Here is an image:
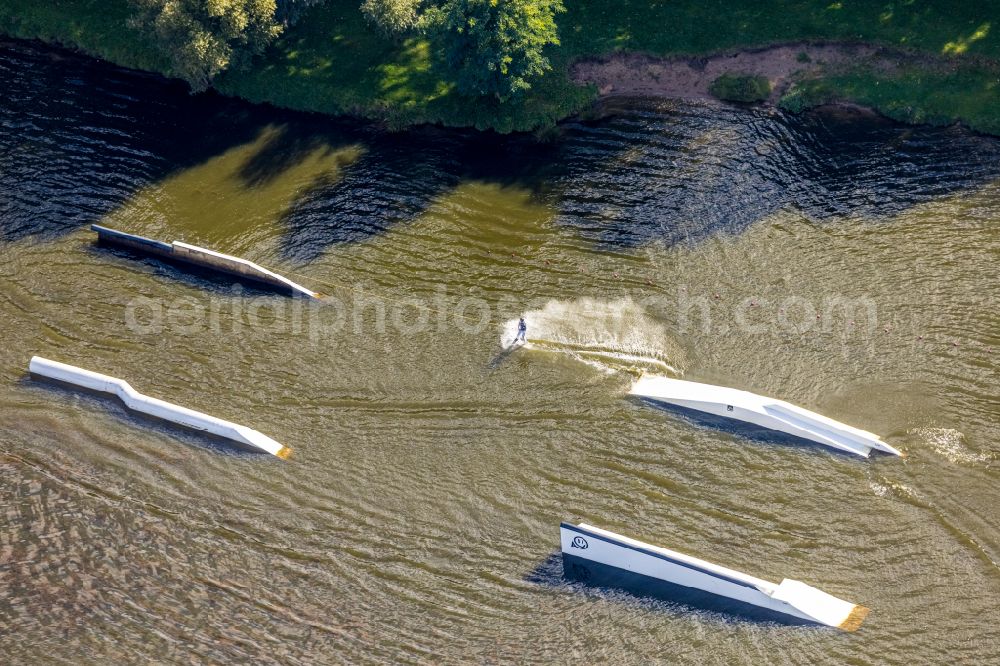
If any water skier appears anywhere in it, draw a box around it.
[515,317,527,343]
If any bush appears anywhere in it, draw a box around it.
[708,73,771,103]
[778,79,837,113]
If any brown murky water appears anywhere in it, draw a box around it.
[1,42,999,664]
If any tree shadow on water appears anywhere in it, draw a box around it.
[272,98,1000,260]
[5,40,999,260]
[271,124,569,262]
[235,122,362,189]
[0,40,572,263]
[547,99,1000,249]
[0,42,310,244]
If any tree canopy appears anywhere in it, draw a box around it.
[129,0,284,89]
[125,0,564,102]
[439,0,563,102]
[360,0,424,37]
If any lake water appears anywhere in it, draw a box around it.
[1,41,998,664]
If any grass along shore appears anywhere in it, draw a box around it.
[0,1,999,134]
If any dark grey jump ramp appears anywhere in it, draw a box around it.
[92,224,320,298]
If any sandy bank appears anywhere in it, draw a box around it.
[570,43,898,104]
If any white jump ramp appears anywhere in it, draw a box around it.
[29,356,290,459]
[630,375,902,458]
[561,522,869,631]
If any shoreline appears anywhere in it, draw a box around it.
[0,34,994,138]
[569,42,1000,137]
[2,1,998,135]
[571,42,914,105]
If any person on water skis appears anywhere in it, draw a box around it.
[515,317,527,344]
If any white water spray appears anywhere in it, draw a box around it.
[501,297,684,376]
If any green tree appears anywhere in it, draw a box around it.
[129,0,284,90]
[360,0,425,37]
[439,0,563,102]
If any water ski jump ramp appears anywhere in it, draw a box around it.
[561,522,869,631]
[29,356,290,458]
[631,375,902,458]
[92,224,320,298]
